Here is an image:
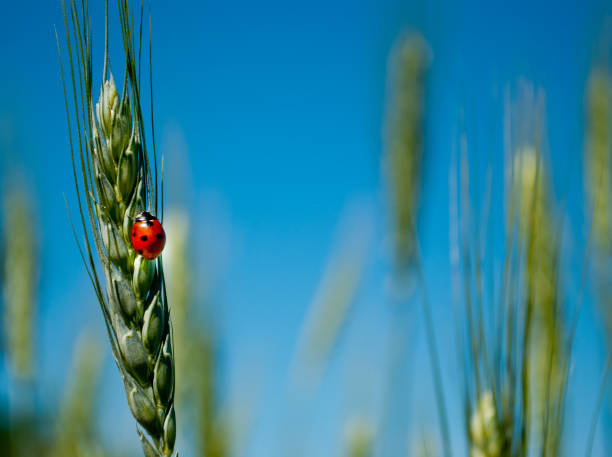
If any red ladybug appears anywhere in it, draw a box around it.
[130,211,166,260]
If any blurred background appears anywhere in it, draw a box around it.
[1,1,612,456]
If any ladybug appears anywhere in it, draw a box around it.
[130,211,166,260]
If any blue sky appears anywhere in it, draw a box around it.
[1,0,612,456]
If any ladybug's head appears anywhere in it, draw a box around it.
[134,211,157,222]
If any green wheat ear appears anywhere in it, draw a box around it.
[58,1,176,455]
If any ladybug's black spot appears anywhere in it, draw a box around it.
[156,233,163,239]
[138,250,143,255]
[140,235,148,241]
[146,221,154,227]
[132,232,136,237]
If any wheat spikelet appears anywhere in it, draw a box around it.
[343,418,373,457]
[58,1,176,455]
[469,391,506,457]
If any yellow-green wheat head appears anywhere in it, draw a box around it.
[59,1,176,455]
[508,87,566,456]
[384,32,429,273]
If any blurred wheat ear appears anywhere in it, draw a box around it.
[164,211,229,457]
[51,332,104,457]
[512,144,566,457]
[382,32,452,457]
[384,32,429,276]
[584,64,612,456]
[1,179,38,382]
[57,1,176,455]
[453,83,571,457]
[1,178,39,457]
[585,67,612,254]
[584,67,612,335]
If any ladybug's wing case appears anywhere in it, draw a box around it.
[131,221,151,249]
[130,219,166,260]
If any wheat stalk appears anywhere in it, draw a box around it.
[58,1,176,455]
